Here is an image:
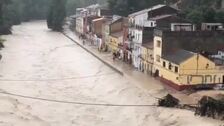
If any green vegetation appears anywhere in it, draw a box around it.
[0,0,106,34]
[0,38,5,49]
[108,0,224,23]
[0,0,223,34]
[181,0,224,24]
[47,0,66,31]
[0,0,12,35]
[108,0,164,16]
[0,0,51,35]
[195,96,224,120]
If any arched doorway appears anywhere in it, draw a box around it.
[154,69,159,77]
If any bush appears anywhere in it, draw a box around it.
[195,96,224,120]
[158,94,180,107]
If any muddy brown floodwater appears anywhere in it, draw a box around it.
[0,21,223,126]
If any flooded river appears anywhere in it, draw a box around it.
[0,21,222,126]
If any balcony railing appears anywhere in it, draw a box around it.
[128,24,144,30]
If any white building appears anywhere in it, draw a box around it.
[171,23,195,31]
[201,23,224,31]
[212,50,224,60]
[128,4,178,69]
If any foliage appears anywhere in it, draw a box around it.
[158,94,179,107]
[180,0,224,23]
[108,0,224,23]
[47,0,66,31]
[108,0,164,16]
[195,96,224,120]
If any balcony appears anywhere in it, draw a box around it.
[128,24,144,30]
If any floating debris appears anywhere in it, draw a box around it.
[195,96,224,120]
[158,94,179,107]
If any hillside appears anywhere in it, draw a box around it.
[175,0,224,10]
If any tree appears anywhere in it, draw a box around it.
[0,0,12,35]
[108,0,164,16]
[202,8,216,22]
[0,0,11,24]
[47,0,66,31]
[215,11,224,23]
[186,9,203,25]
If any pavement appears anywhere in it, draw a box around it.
[63,30,188,98]
[62,29,204,105]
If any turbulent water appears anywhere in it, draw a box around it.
[0,21,222,126]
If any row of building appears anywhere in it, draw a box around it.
[72,4,224,90]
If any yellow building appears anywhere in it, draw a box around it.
[140,42,154,75]
[108,31,123,52]
[153,36,224,90]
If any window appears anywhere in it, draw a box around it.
[175,66,179,73]
[157,40,161,48]
[168,63,172,70]
[206,63,209,69]
[156,55,161,62]
[163,61,166,68]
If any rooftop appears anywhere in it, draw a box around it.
[86,4,100,9]
[163,49,195,65]
[202,23,223,25]
[129,4,166,17]
[110,31,123,38]
[142,42,153,49]
[92,17,105,22]
[149,14,173,21]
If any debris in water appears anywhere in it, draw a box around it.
[195,96,224,120]
[158,94,179,107]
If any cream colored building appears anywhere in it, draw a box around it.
[153,34,224,90]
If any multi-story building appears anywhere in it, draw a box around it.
[140,42,154,75]
[75,4,101,34]
[104,17,127,52]
[109,31,123,52]
[128,5,179,69]
[153,29,224,90]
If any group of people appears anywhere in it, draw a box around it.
[112,50,123,61]
[112,49,132,65]
[79,34,87,45]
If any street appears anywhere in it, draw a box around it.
[0,21,222,126]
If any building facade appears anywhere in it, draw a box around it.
[128,5,178,70]
[108,31,123,52]
[140,43,154,74]
[153,29,224,90]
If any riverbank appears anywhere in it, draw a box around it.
[63,26,224,120]
[0,21,223,126]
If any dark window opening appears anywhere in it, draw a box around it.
[223,76,224,84]
[169,63,172,70]
[163,61,166,68]
[175,66,179,73]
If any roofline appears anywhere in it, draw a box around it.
[128,4,166,17]
[162,51,196,65]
